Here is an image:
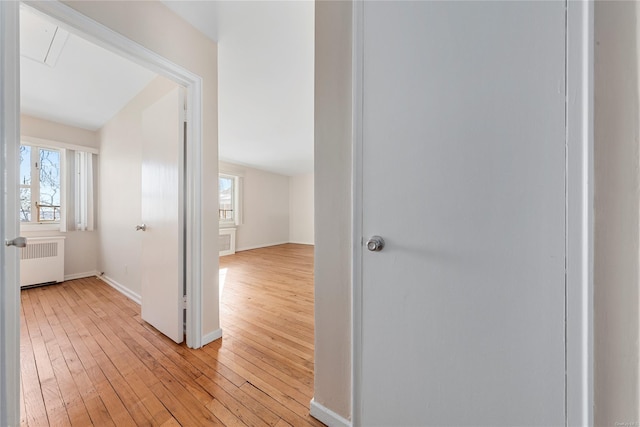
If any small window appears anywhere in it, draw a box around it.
[219,174,235,224]
[20,144,61,223]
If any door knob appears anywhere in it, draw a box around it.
[366,236,385,252]
[5,237,26,248]
[135,224,147,231]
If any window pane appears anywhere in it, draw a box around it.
[219,176,234,220]
[19,145,31,185]
[20,188,31,222]
[39,148,61,222]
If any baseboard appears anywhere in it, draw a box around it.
[236,241,290,252]
[64,271,98,281]
[202,328,222,346]
[98,275,141,305]
[98,277,222,347]
[288,241,314,246]
[310,399,351,427]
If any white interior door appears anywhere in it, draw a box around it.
[141,86,184,344]
[0,2,21,424]
[358,2,566,425]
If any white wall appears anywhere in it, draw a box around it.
[594,2,640,424]
[22,114,100,149]
[98,76,177,298]
[216,1,314,176]
[220,162,313,249]
[289,173,314,245]
[20,114,99,279]
[64,0,221,340]
[220,161,290,251]
[313,0,353,421]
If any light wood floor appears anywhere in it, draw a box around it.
[20,243,323,426]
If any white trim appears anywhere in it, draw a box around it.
[351,1,364,426]
[185,78,203,349]
[310,399,351,427]
[219,224,238,230]
[21,135,99,154]
[236,241,290,252]
[98,275,142,305]
[201,328,223,346]
[25,1,205,349]
[64,271,98,281]
[24,2,200,88]
[288,241,314,246]
[0,2,21,425]
[219,220,237,229]
[21,223,61,232]
[566,1,594,425]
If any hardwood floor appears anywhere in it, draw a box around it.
[20,243,323,426]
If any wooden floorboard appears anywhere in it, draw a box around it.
[20,243,324,427]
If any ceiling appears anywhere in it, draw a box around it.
[164,1,315,176]
[20,6,157,131]
[21,2,314,176]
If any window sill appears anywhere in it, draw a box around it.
[219,222,237,229]
[20,223,61,232]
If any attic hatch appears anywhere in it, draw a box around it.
[20,7,68,68]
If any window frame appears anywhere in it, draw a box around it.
[19,136,99,232]
[19,142,63,230]
[219,173,241,228]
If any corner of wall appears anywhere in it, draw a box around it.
[310,398,351,427]
[289,173,315,245]
[313,0,353,422]
[594,1,640,423]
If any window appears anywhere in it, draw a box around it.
[219,174,235,224]
[20,144,61,223]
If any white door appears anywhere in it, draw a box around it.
[0,1,21,424]
[141,87,185,344]
[358,2,566,425]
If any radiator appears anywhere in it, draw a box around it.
[219,228,236,256]
[20,237,65,288]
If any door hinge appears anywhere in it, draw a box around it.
[183,295,187,309]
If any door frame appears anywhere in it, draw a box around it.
[350,1,594,425]
[24,1,204,349]
[24,1,205,349]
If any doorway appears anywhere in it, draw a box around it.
[213,0,316,419]
[18,0,206,347]
[19,4,189,345]
[1,1,212,423]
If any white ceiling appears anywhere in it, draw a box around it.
[164,1,315,176]
[220,1,314,176]
[21,2,314,176]
[162,1,220,41]
[20,7,157,131]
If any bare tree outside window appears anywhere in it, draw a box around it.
[38,149,61,221]
[20,145,61,223]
